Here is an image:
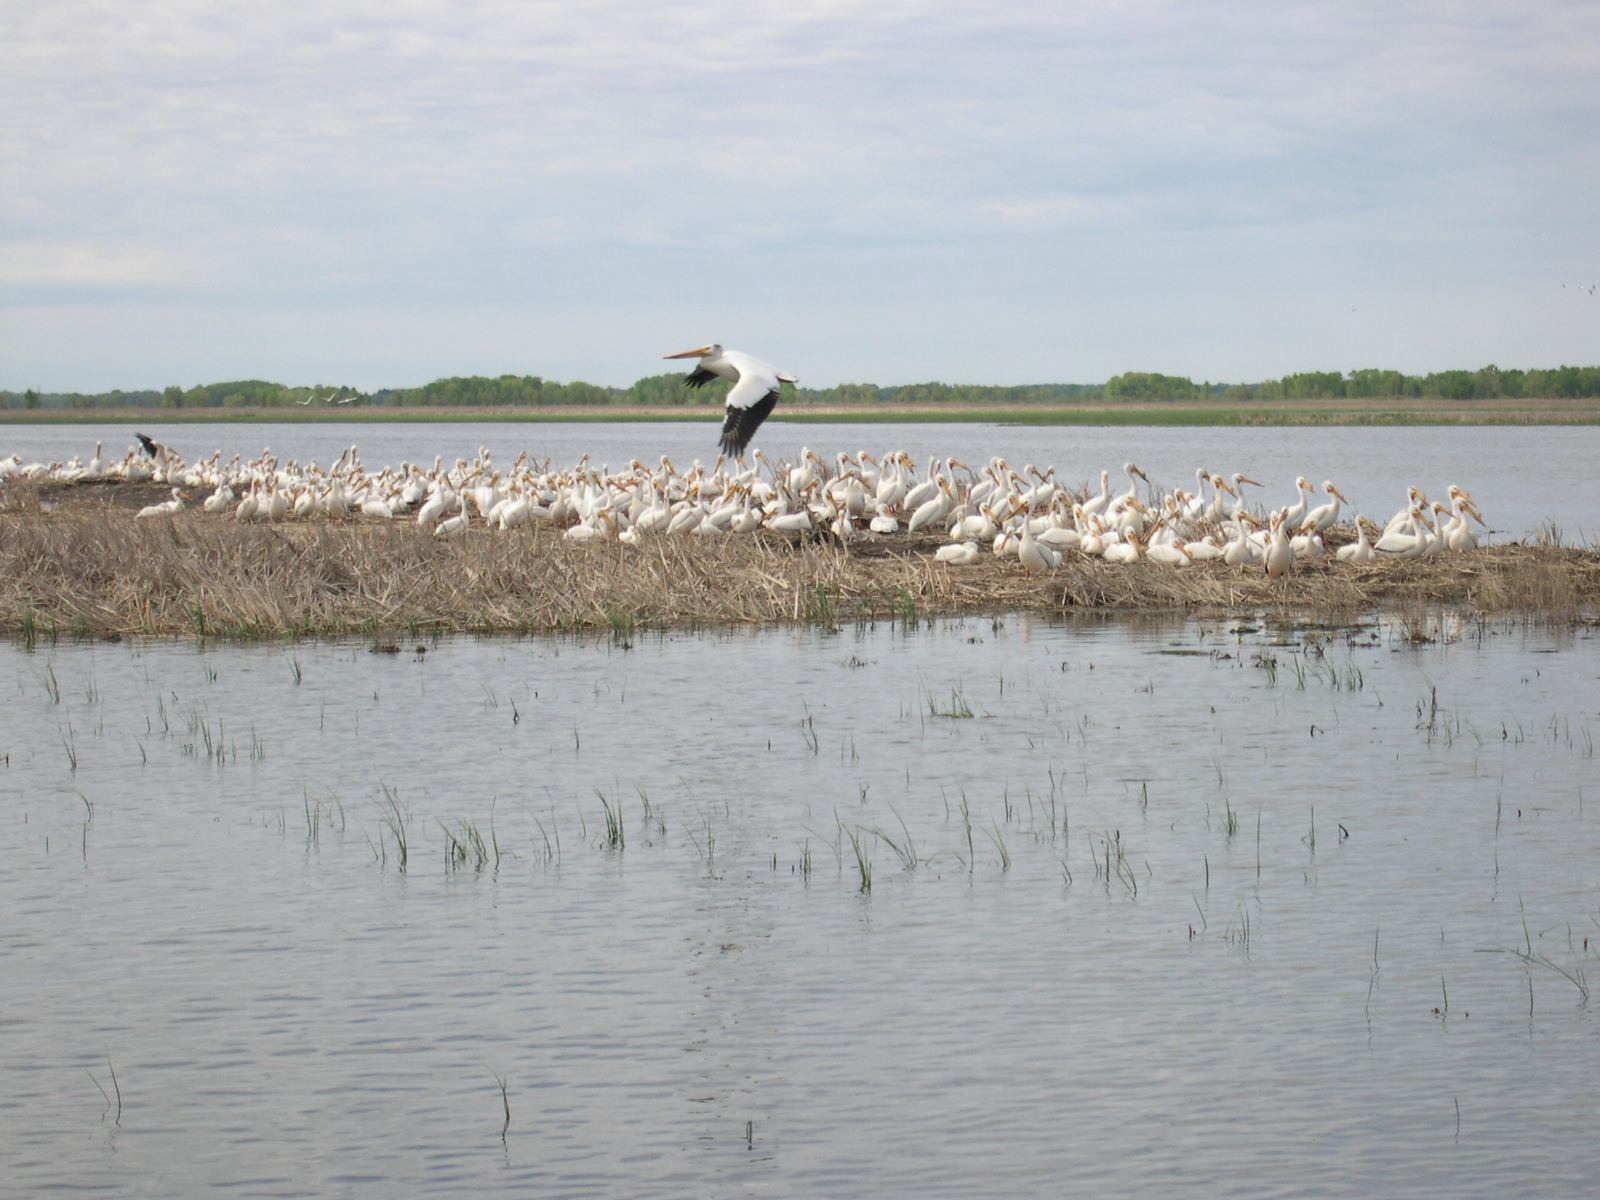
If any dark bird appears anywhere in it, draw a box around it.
[664,344,798,459]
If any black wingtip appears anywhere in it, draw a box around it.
[718,389,780,459]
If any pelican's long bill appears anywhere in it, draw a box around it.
[664,346,713,359]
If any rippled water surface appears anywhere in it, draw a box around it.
[3,617,1599,1197]
[4,420,1597,539]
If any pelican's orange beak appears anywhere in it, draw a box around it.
[1238,476,1262,487]
[1330,486,1349,504]
[664,346,713,359]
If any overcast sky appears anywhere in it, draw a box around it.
[3,0,1597,390]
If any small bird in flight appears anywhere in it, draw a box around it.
[664,344,798,459]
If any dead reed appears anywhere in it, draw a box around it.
[3,494,1598,639]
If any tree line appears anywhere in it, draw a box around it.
[6,365,1599,410]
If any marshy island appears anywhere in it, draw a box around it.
[3,438,1595,639]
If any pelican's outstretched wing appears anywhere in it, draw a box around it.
[664,345,792,457]
[719,388,779,458]
[720,360,780,457]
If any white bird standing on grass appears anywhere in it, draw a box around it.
[1265,511,1295,579]
[665,344,798,459]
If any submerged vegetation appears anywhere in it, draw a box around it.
[8,590,1600,1193]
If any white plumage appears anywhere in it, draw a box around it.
[664,344,798,458]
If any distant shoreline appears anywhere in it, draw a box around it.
[4,398,1600,426]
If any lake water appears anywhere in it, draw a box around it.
[3,616,1599,1197]
[3,420,1596,541]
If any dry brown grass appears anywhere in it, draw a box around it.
[4,489,1598,639]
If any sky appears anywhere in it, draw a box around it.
[2,0,1598,391]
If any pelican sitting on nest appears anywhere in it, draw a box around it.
[136,487,188,519]
[665,344,798,459]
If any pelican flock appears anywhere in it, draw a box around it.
[1,438,1489,575]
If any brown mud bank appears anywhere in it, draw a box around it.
[2,494,1597,640]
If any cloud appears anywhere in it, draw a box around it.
[2,1,1598,385]
[0,242,198,287]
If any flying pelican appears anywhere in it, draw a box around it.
[665,344,798,458]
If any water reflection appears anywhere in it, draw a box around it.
[1,616,1597,1196]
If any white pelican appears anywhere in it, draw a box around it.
[766,510,814,534]
[565,511,615,541]
[1204,475,1234,522]
[730,491,762,534]
[1103,533,1142,565]
[1376,502,1434,556]
[1222,522,1258,567]
[959,505,1002,541]
[1337,517,1378,562]
[136,487,188,519]
[1299,481,1348,535]
[1038,523,1081,552]
[903,458,942,510]
[417,488,450,530]
[1185,468,1210,519]
[1290,530,1326,558]
[1145,531,1194,567]
[1111,462,1148,514]
[1081,471,1113,519]
[235,484,260,521]
[1383,488,1428,536]
[1443,488,1484,551]
[868,507,899,534]
[935,540,982,565]
[1281,477,1314,530]
[1228,474,1261,521]
[665,344,798,458]
[1264,512,1294,579]
[1015,513,1059,577]
[907,479,954,533]
[434,494,470,538]
[875,454,911,510]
